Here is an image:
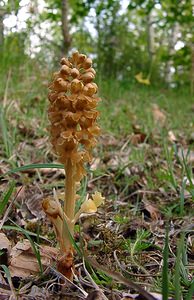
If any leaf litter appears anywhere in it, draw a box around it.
[0,102,194,299]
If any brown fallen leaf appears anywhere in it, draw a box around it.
[27,285,50,299]
[18,123,36,138]
[0,232,12,253]
[9,240,59,278]
[100,133,118,147]
[130,133,147,145]
[143,200,161,221]
[32,137,49,148]
[90,157,101,171]
[121,292,173,300]
[86,290,105,300]
[0,232,12,265]
[151,103,166,126]
[168,130,177,143]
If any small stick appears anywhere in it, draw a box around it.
[85,255,157,300]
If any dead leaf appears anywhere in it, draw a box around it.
[100,134,118,147]
[9,240,59,278]
[130,133,147,145]
[0,232,12,253]
[143,200,161,221]
[86,291,105,300]
[0,233,12,266]
[0,289,12,299]
[18,123,36,138]
[25,193,45,219]
[27,285,49,299]
[168,130,177,143]
[32,137,49,149]
[151,104,166,126]
[90,157,101,171]
[121,292,173,300]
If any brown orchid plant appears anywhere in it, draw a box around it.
[42,51,104,280]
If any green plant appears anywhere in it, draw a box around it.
[162,226,169,300]
[0,106,13,160]
[0,181,15,216]
[161,227,194,300]
[123,229,152,275]
[42,51,104,280]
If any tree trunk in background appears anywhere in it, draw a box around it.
[61,0,71,56]
[191,43,194,95]
[0,7,5,50]
[165,23,179,86]
[147,11,155,63]
[96,17,102,75]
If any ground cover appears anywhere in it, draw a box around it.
[0,62,194,299]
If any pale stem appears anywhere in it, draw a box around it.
[62,158,76,251]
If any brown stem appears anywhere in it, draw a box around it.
[56,158,76,279]
[64,159,76,223]
[60,158,76,251]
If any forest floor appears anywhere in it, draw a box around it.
[0,65,194,299]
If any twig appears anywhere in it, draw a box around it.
[48,266,88,298]
[82,259,109,300]
[84,255,157,300]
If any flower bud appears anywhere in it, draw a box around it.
[92,192,105,207]
[71,79,83,93]
[61,57,72,67]
[72,51,80,64]
[84,68,96,76]
[78,54,86,64]
[48,92,58,102]
[81,199,97,213]
[80,72,94,83]
[83,83,97,96]
[60,65,71,76]
[71,68,79,78]
[82,58,92,69]
[53,78,69,92]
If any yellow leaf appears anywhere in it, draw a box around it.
[92,191,105,207]
[81,199,97,213]
[135,72,150,85]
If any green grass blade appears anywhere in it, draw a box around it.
[0,181,15,215]
[162,225,169,300]
[2,225,50,242]
[2,163,64,176]
[0,264,15,295]
[164,143,177,191]
[179,178,187,216]
[0,107,12,158]
[174,236,183,300]
[181,149,194,188]
[1,264,12,281]
[186,279,194,300]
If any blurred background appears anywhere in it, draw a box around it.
[0,0,193,93]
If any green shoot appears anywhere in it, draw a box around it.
[0,181,15,216]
